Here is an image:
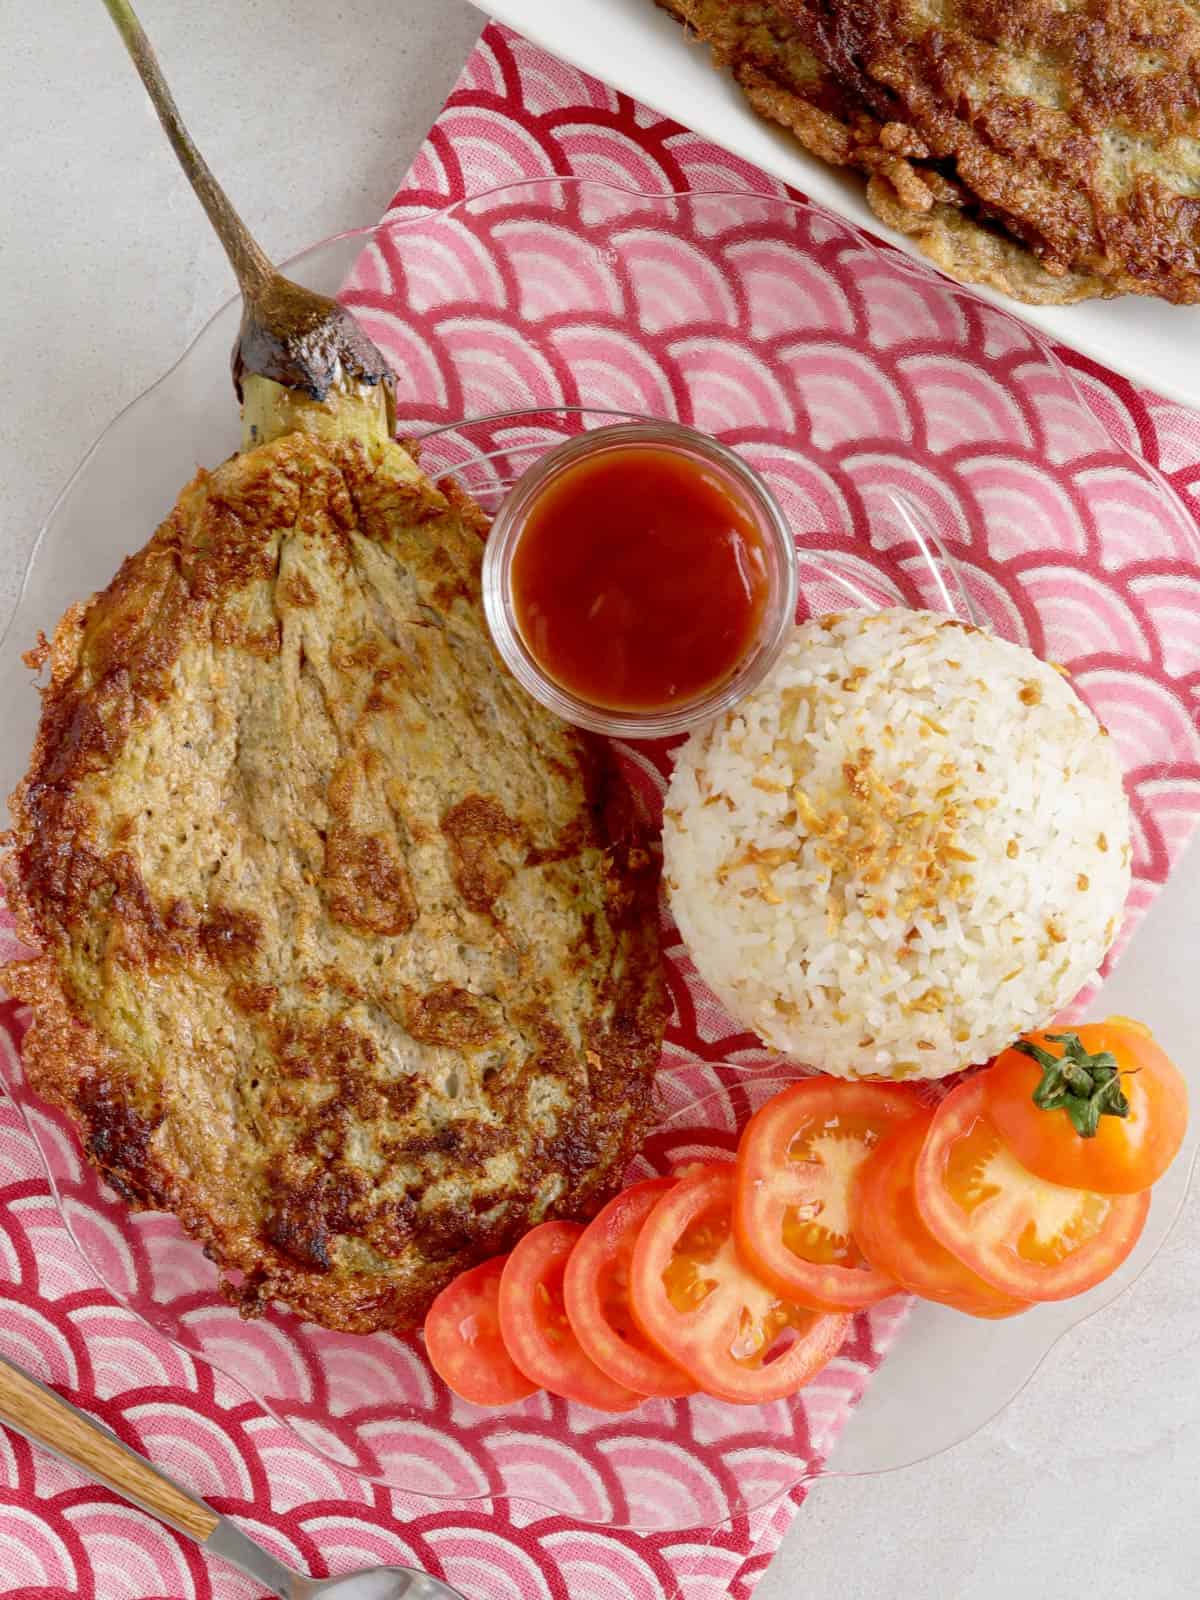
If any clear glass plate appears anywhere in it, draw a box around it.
[1,180,1197,1530]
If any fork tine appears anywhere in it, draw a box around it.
[887,490,977,624]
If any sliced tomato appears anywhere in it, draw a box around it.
[629,1163,850,1404]
[915,1074,1150,1302]
[734,1078,923,1311]
[563,1179,696,1398]
[498,1222,642,1412]
[851,1115,1030,1318]
[984,1020,1188,1195]
[423,1255,539,1407]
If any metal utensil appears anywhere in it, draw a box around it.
[0,1353,466,1599]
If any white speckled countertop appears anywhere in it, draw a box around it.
[2,3,1199,1596]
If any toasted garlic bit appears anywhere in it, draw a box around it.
[905,988,946,1015]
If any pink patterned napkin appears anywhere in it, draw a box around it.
[1,18,1199,1600]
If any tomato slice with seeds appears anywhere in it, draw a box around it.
[984,1020,1188,1195]
[498,1222,642,1412]
[423,1255,539,1407]
[915,1075,1151,1302]
[734,1079,924,1311]
[851,1115,1030,1319]
[563,1179,696,1398]
[629,1164,850,1404]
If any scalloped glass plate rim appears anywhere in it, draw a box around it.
[0,177,1194,1517]
[0,1055,1194,1518]
[5,175,1197,655]
[473,0,1200,411]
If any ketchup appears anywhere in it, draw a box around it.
[510,445,770,713]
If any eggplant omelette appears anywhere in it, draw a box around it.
[2,386,666,1334]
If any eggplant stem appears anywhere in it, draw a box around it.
[101,0,274,300]
[101,0,395,428]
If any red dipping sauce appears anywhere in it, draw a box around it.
[510,446,770,713]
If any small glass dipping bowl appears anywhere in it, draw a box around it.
[481,421,798,738]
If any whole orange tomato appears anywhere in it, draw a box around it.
[985,1019,1187,1194]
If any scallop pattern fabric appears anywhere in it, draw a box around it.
[1,19,1199,1600]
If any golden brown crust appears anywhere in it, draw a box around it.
[864,175,1118,305]
[3,421,665,1334]
[778,0,1200,301]
[655,0,1194,303]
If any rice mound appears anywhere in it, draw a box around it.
[663,610,1132,1080]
